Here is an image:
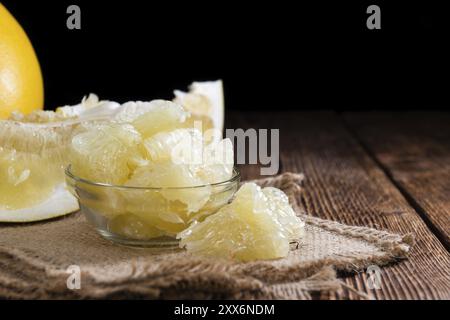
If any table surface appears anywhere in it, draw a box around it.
[227,111,450,300]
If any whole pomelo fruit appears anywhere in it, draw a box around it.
[0,4,44,119]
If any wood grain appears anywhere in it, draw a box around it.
[344,112,450,250]
[227,111,450,299]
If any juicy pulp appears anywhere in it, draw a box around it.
[0,121,73,211]
[178,183,305,261]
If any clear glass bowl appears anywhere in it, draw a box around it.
[65,165,240,248]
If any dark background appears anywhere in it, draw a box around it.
[2,1,449,111]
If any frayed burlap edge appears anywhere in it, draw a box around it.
[0,244,341,300]
[0,173,413,299]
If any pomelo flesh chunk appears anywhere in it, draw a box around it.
[0,121,74,213]
[108,214,165,240]
[126,162,211,213]
[70,123,142,185]
[119,100,189,139]
[178,183,305,262]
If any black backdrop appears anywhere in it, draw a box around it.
[2,1,449,111]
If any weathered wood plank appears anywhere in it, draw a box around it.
[343,112,450,250]
[227,111,450,299]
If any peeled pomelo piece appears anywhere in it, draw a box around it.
[123,169,236,235]
[0,183,78,222]
[142,128,203,164]
[53,94,121,121]
[178,183,287,261]
[72,183,126,219]
[143,129,233,180]
[224,183,305,240]
[9,110,71,123]
[126,162,211,214]
[197,138,234,184]
[113,100,189,138]
[108,185,190,236]
[119,188,188,236]
[174,80,224,141]
[70,123,142,185]
[262,187,305,239]
[0,120,79,221]
[184,137,235,222]
[186,184,238,223]
[9,94,121,123]
[126,163,211,213]
[123,161,237,236]
[178,183,304,262]
[108,214,165,240]
[56,94,121,120]
[0,148,60,209]
[139,210,188,236]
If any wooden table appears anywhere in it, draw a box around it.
[227,111,450,300]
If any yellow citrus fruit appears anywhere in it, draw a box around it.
[0,4,44,119]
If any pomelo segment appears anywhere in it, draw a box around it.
[126,162,211,213]
[9,94,121,123]
[117,100,189,139]
[70,123,142,185]
[0,120,74,212]
[142,128,203,164]
[262,187,305,239]
[0,148,60,210]
[197,138,234,184]
[0,183,78,222]
[108,214,165,240]
[178,183,304,262]
[119,188,188,236]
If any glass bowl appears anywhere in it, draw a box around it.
[65,165,240,248]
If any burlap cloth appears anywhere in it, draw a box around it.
[0,173,413,299]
